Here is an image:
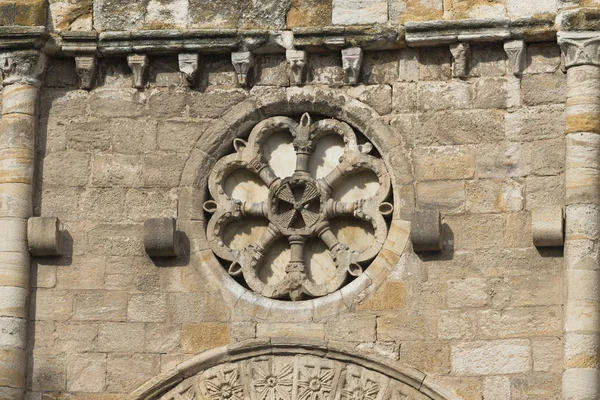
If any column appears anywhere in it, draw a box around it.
[558,32,600,400]
[0,50,46,399]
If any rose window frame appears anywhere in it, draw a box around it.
[202,113,395,301]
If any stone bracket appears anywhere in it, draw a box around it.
[231,51,254,87]
[75,55,97,90]
[341,47,363,85]
[504,40,526,76]
[449,42,470,78]
[127,54,148,89]
[144,218,179,257]
[178,53,199,86]
[411,210,442,252]
[532,207,564,247]
[28,217,63,257]
[286,49,307,86]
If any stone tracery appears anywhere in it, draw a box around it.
[203,113,393,301]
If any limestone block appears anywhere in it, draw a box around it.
[187,88,248,119]
[93,0,145,30]
[157,120,208,152]
[391,83,417,113]
[401,0,443,22]
[506,105,565,142]
[451,339,531,376]
[48,0,92,31]
[532,337,563,373]
[478,307,562,338]
[30,353,62,391]
[90,154,142,188]
[27,216,63,257]
[525,175,565,211]
[145,324,181,353]
[97,322,145,353]
[532,207,564,247]
[400,341,450,375]
[73,292,127,321]
[483,376,510,400]
[255,55,288,87]
[0,317,25,350]
[332,0,388,25]
[144,218,179,257]
[507,0,557,17]
[142,152,188,188]
[377,313,426,341]
[524,43,561,75]
[325,315,375,342]
[437,310,477,340]
[0,252,28,289]
[398,49,419,82]
[565,300,600,333]
[362,52,399,84]
[88,88,147,118]
[447,278,488,308]
[54,322,98,353]
[286,0,331,28]
[106,354,159,393]
[411,209,442,252]
[349,84,392,115]
[308,54,344,85]
[417,81,471,111]
[0,0,46,26]
[472,77,507,109]
[418,47,452,81]
[257,323,325,339]
[357,281,408,311]
[0,183,31,219]
[181,324,230,353]
[413,145,475,181]
[523,72,567,106]
[66,353,106,392]
[450,43,471,78]
[562,368,600,400]
[466,179,523,214]
[128,293,167,322]
[444,214,504,250]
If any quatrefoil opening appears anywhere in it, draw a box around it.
[204,113,393,301]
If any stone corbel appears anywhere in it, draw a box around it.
[532,207,564,247]
[286,49,307,86]
[411,210,442,252]
[127,54,148,89]
[28,217,63,257]
[75,55,97,90]
[449,42,471,78]
[504,40,526,76]
[0,50,47,87]
[178,53,199,86]
[144,218,179,257]
[558,31,600,68]
[231,51,254,87]
[342,47,363,85]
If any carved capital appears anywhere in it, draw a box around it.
[286,49,307,86]
[75,55,97,90]
[504,40,526,76]
[127,54,148,89]
[558,31,600,68]
[178,53,199,86]
[341,47,363,85]
[449,42,471,78]
[0,50,47,87]
[231,51,254,87]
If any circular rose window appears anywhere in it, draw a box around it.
[203,113,394,301]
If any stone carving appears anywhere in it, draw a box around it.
[286,50,307,86]
[158,353,439,400]
[558,32,600,68]
[127,54,148,88]
[0,50,47,87]
[203,114,393,301]
[503,40,526,76]
[232,51,255,87]
[449,43,470,78]
[179,53,200,86]
[75,55,97,90]
[341,47,363,85]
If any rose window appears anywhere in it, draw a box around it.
[203,113,394,301]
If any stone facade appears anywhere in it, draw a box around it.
[0,1,599,400]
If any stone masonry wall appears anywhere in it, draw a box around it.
[28,43,566,399]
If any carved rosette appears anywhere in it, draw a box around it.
[204,113,393,301]
[160,355,430,400]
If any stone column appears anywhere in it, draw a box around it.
[0,50,45,399]
[558,32,600,400]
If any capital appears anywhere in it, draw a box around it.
[0,50,46,87]
[558,31,600,68]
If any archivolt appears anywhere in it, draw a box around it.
[128,339,459,400]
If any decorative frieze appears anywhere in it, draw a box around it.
[503,40,526,76]
[286,49,307,86]
[341,47,363,85]
[449,42,470,78]
[127,54,148,89]
[74,55,97,90]
[231,51,254,87]
[558,31,600,68]
[178,53,199,86]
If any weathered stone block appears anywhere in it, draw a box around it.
[524,43,562,75]
[30,354,64,392]
[362,52,399,84]
[413,145,475,181]
[56,256,105,290]
[142,153,187,188]
[88,88,146,118]
[42,151,90,187]
[128,293,167,322]
[358,281,408,311]
[91,154,143,188]
[28,217,63,257]
[466,179,524,214]
[32,290,72,321]
[325,315,375,342]
[506,105,565,142]
[97,322,144,353]
[66,353,106,392]
[332,0,388,24]
[417,81,471,111]
[447,278,488,308]
[416,181,465,214]
[145,324,181,353]
[73,292,127,321]
[451,339,532,376]
[507,0,557,17]
[523,72,567,106]
[286,0,331,27]
[476,142,531,178]
[478,307,562,338]
[472,78,507,109]
[106,354,159,393]
[438,310,477,340]
[181,324,229,353]
[111,118,157,154]
[445,214,504,250]
[483,376,510,400]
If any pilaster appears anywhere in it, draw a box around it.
[0,49,46,399]
[558,31,600,400]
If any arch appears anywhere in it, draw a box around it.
[177,87,414,320]
[127,339,460,400]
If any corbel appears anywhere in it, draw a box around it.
[411,210,442,252]
[286,49,307,86]
[532,207,564,247]
[178,53,199,86]
[231,51,254,87]
[28,217,63,257]
[144,218,179,257]
[341,47,363,85]
[74,55,97,90]
[504,40,526,76]
[449,42,471,78]
[127,54,148,89]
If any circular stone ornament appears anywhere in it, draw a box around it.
[204,113,394,301]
